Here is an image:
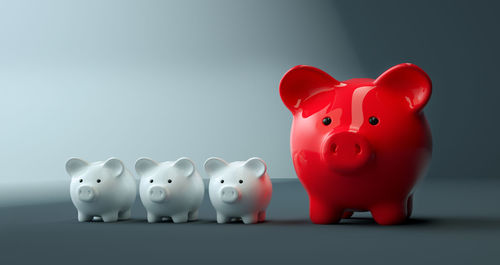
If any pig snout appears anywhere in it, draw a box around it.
[148,186,169,203]
[78,185,97,202]
[322,131,372,173]
[219,186,240,203]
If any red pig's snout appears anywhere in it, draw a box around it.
[322,131,373,173]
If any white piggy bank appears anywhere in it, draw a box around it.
[65,157,137,222]
[204,157,272,224]
[135,157,204,223]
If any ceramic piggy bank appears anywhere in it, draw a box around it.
[279,63,432,225]
[204,157,272,224]
[65,157,137,222]
[135,157,204,223]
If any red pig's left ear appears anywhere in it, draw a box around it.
[279,65,340,114]
[374,63,432,112]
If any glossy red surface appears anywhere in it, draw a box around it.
[279,63,432,225]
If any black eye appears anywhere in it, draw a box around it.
[239,180,243,184]
[322,117,332,126]
[220,180,224,183]
[79,179,83,183]
[167,179,172,183]
[96,179,101,183]
[369,116,379,125]
[149,179,153,183]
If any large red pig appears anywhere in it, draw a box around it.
[279,63,432,225]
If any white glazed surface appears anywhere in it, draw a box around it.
[136,157,204,223]
[205,157,272,224]
[66,157,137,222]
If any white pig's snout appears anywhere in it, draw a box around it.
[78,185,97,202]
[219,186,240,203]
[148,186,169,203]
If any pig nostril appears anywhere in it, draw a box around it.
[331,143,338,153]
[354,144,361,154]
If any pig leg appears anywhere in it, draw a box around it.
[406,195,413,218]
[188,210,199,221]
[342,211,354,219]
[101,211,119,222]
[147,212,161,223]
[242,212,259,224]
[77,212,93,222]
[171,212,189,223]
[258,211,266,222]
[309,199,343,224]
[370,201,407,225]
[216,212,230,224]
[118,209,131,220]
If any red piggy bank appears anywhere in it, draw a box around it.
[279,63,432,225]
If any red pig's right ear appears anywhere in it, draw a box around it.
[279,65,340,114]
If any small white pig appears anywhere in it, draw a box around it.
[65,157,137,222]
[135,157,204,223]
[204,157,272,224]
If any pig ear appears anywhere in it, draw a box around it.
[374,63,432,112]
[279,65,340,114]
[204,157,228,177]
[173,157,195,177]
[65,158,89,178]
[103,157,125,178]
[135,157,158,177]
[243,157,267,178]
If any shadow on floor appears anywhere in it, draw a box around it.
[57,216,500,231]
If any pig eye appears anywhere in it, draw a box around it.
[167,179,172,183]
[149,179,153,183]
[220,180,224,184]
[239,180,243,184]
[96,179,101,183]
[79,179,83,183]
[369,116,379,126]
[322,117,332,126]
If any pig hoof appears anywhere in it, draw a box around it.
[101,212,119,222]
[172,213,189,223]
[309,202,343,224]
[242,213,259,224]
[406,195,413,219]
[371,203,407,225]
[342,211,354,219]
[147,213,161,223]
[216,213,229,224]
[188,210,199,221]
[77,212,93,222]
[258,211,266,222]
[118,209,131,220]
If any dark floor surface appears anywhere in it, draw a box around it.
[0,178,499,265]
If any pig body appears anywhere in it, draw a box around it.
[204,157,272,224]
[280,63,432,225]
[66,157,137,222]
[135,157,204,223]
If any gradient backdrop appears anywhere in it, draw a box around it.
[0,0,498,204]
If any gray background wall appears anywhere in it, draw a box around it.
[0,0,498,191]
